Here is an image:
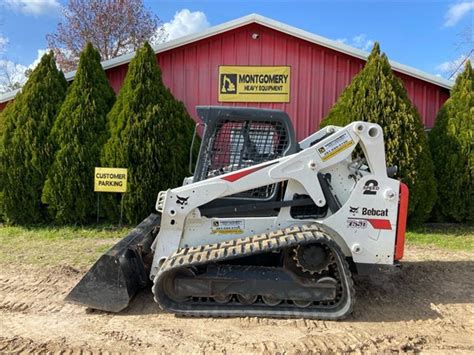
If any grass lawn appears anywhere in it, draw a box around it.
[0,224,131,269]
[0,223,472,269]
[406,224,473,252]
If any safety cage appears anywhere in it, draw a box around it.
[193,106,297,200]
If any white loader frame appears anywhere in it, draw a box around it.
[150,121,402,279]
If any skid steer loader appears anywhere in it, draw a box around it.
[66,106,409,319]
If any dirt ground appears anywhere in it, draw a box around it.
[1,245,473,354]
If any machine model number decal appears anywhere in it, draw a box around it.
[347,219,368,229]
[347,206,392,230]
[363,180,379,195]
[211,219,245,234]
[347,217,391,230]
[317,132,354,161]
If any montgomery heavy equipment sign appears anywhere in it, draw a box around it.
[94,167,128,193]
[218,66,290,102]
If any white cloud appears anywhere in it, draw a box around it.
[0,60,28,93]
[444,2,474,27]
[28,48,49,69]
[163,9,210,41]
[352,34,375,51]
[436,55,465,73]
[0,35,8,55]
[3,0,61,16]
[435,53,472,79]
[0,48,49,93]
[335,34,375,51]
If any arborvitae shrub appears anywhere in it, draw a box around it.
[102,42,196,224]
[1,53,67,224]
[0,103,17,223]
[429,61,473,223]
[42,43,115,224]
[320,43,437,224]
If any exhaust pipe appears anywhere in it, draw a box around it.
[65,213,161,312]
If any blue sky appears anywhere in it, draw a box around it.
[0,0,473,86]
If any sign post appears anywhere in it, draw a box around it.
[94,167,128,225]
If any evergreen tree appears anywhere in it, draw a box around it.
[42,43,115,224]
[320,43,437,223]
[0,103,17,222]
[1,53,67,224]
[102,42,196,224]
[429,61,473,222]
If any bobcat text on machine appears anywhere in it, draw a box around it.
[66,106,409,320]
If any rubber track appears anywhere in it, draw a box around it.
[152,224,355,320]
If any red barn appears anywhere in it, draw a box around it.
[0,14,452,140]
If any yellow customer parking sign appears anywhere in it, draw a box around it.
[94,167,128,193]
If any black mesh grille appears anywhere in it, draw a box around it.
[290,194,328,219]
[203,119,289,199]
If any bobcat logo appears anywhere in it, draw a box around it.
[176,195,189,206]
[349,206,359,215]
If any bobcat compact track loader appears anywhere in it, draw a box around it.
[66,106,409,320]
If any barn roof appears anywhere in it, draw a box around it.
[0,13,453,104]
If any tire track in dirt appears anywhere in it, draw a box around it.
[0,246,472,353]
[239,332,438,353]
[101,330,153,348]
[0,265,82,315]
[0,335,121,354]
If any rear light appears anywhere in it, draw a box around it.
[394,183,409,260]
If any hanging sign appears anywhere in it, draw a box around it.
[94,167,128,193]
[218,66,290,103]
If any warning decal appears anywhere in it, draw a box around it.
[317,132,354,161]
[211,219,245,234]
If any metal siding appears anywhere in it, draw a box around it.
[209,38,222,104]
[286,34,299,131]
[196,42,210,105]
[299,43,311,137]
[323,51,337,123]
[106,65,128,94]
[394,71,451,128]
[1,23,450,134]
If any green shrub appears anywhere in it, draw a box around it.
[429,61,473,223]
[42,43,115,224]
[320,43,437,224]
[102,42,196,224]
[1,53,67,224]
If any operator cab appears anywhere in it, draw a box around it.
[192,106,298,216]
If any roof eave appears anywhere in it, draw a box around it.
[0,13,453,104]
[250,14,452,89]
[0,88,21,104]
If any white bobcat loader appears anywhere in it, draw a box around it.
[66,106,409,320]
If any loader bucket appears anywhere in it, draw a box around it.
[65,213,161,312]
